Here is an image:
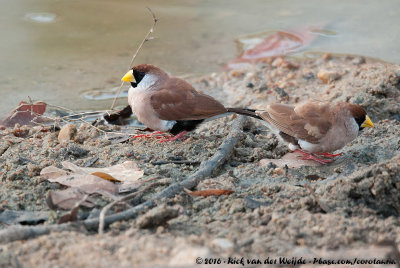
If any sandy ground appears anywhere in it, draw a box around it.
[0,54,400,267]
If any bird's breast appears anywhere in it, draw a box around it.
[128,88,175,132]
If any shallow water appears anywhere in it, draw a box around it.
[1,0,399,118]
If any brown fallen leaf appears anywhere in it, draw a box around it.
[1,101,46,127]
[40,161,145,198]
[57,194,89,224]
[62,161,144,192]
[46,189,94,210]
[40,166,68,180]
[184,188,235,197]
[42,171,118,194]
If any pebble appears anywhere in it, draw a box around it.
[317,69,341,84]
[229,199,245,214]
[210,238,234,250]
[273,167,285,176]
[58,124,77,144]
[169,247,211,266]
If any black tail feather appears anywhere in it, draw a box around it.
[227,107,262,120]
[169,120,204,135]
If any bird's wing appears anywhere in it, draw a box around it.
[150,78,226,121]
[258,103,332,143]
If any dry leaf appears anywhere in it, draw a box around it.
[46,189,94,210]
[1,101,46,127]
[57,194,89,224]
[40,161,145,198]
[62,161,143,183]
[40,166,68,180]
[184,188,235,197]
[42,169,118,194]
[62,161,144,192]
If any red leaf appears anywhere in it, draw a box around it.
[225,25,323,70]
[1,101,46,127]
[184,188,234,197]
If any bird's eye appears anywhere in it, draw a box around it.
[133,71,146,84]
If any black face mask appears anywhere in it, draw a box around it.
[354,116,366,131]
[130,70,146,88]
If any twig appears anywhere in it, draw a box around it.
[98,182,158,234]
[151,160,201,166]
[44,103,141,137]
[0,116,246,243]
[110,7,158,110]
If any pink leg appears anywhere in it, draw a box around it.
[159,131,188,143]
[132,131,169,140]
[314,152,343,158]
[294,149,333,165]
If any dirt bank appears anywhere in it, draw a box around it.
[0,54,399,267]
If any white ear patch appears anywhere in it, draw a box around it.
[131,74,157,93]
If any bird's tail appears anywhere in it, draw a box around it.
[226,107,262,120]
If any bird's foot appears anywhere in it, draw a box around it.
[159,131,188,143]
[294,149,333,165]
[314,152,343,158]
[132,131,169,140]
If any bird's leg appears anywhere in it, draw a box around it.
[294,149,333,165]
[314,152,343,158]
[159,131,188,143]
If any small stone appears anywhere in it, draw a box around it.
[156,226,164,234]
[229,199,245,214]
[169,247,211,266]
[317,69,341,84]
[229,70,245,78]
[272,57,284,67]
[58,124,77,144]
[322,53,332,60]
[352,56,366,65]
[210,238,234,250]
[273,167,285,176]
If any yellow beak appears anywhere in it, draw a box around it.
[361,115,374,128]
[121,70,134,82]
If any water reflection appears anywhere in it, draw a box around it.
[24,13,56,23]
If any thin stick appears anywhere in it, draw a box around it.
[109,7,158,110]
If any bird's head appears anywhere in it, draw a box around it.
[345,103,374,130]
[121,64,168,88]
